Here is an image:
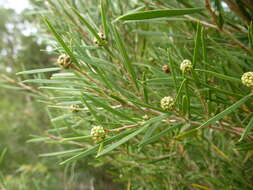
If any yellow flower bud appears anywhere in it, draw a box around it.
[241,72,253,87]
[160,96,175,111]
[180,59,192,73]
[90,126,106,143]
[57,54,72,69]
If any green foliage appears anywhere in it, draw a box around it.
[3,0,253,189]
[1,5,115,189]
[116,8,204,21]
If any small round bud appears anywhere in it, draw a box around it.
[160,96,175,111]
[90,126,106,143]
[162,65,170,73]
[93,32,107,46]
[70,104,80,113]
[241,72,253,87]
[180,59,192,73]
[142,114,149,120]
[93,38,99,46]
[148,57,155,62]
[57,54,72,69]
[98,32,106,40]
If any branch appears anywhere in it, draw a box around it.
[0,74,50,99]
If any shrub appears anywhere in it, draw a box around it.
[11,0,253,189]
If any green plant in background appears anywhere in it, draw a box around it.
[0,4,112,190]
[2,0,253,189]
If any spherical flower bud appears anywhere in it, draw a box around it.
[90,126,106,143]
[241,72,253,87]
[180,59,192,73]
[162,65,170,73]
[160,96,175,111]
[57,54,72,69]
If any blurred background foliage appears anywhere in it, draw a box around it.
[0,0,253,189]
[0,2,62,189]
[0,1,117,189]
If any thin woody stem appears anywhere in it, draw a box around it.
[0,73,50,99]
[107,123,144,132]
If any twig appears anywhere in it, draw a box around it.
[107,123,144,132]
[47,134,87,147]
[0,73,50,99]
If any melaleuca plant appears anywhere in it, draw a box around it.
[15,0,253,189]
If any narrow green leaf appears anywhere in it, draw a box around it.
[140,123,159,147]
[128,99,165,112]
[71,8,101,41]
[195,80,243,98]
[39,148,84,157]
[175,94,253,139]
[193,22,202,68]
[139,123,182,147]
[61,135,93,142]
[100,0,109,37]
[145,77,176,84]
[60,145,99,165]
[27,136,51,143]
[168,53,179,90]
[96,124,150,157]
[182,95,189,116]
[148,153,175,164]
[214,0,224,28]
[201,27,207,78]
[23,79,63,84]
[116,8,204,21]
[195,69,241,83]
[112,25,138,89]
[142,73,149,103]
[198,93,252,129]
[17,67,61,75]
[81,96,103,124]
[44,18,78,63]
[60,128,133,164]
[139,115,170,149]
[51,72,75,78]
[236,142,253,151]
[175,78,187,104]
[0,148,7,166]
[84,93,136,122]
[51,114,72,122]
[0,85,23,90]
[239,116,253,141]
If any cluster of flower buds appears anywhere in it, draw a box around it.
[57,54,72,69]
[241,72,253,87]
[90,126,106,143]
[180,59,192,73]
[160,96,175,111]
[93,32,107,46]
